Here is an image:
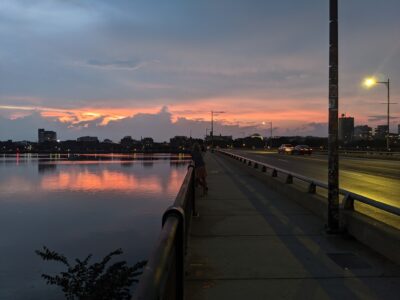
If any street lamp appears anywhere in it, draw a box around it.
[363,76,393,151]
[210,111,225,148]
[262,121,273,148]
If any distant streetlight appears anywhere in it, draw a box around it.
[262,121,273,147]
[210,111,225,148]
[363,76,394,151]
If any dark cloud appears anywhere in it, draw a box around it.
[85,59,149,70]
[368,115,399,122]
[285,122,328,137]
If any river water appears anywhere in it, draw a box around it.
[0,153,190,299]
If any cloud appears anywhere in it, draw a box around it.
[0,0,399,139]
[368,115,399,122]
[84,59,151,70]
[285,122,328,137]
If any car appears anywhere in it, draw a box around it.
[278,144,294,154]
[293,145,312,155]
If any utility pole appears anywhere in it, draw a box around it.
[364,77,396,151]
[377,78,393,151]
[211,111,214,148]
[328,0,340,232]
[210,111,225,149]
[270,122,273,139]
[386,79,390,151]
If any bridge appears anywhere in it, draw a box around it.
[133,151,400,299]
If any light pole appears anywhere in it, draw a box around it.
[363,77,395,151]
[210,111,225,148]
[262,121,273,147]
[269,122,273,139]
[327,0,340,232]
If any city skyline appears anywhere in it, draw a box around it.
[1,0,400,140]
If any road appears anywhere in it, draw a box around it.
[231,150,400,208]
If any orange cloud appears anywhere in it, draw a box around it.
[0,96,329,128]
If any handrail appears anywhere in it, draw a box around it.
[217,149,400,217]
[132,164,195,300]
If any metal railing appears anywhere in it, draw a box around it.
[217,150,400,217]
[132,164,196,300]
[314,149,400,158]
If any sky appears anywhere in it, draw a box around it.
[1,0,400,142]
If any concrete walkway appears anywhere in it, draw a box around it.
[184,153,400,300]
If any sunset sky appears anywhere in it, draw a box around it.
[1,0,399,141]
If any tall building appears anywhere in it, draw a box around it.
[338,114,354,143]
[374,125,388,139]
[354,125,372,141]
[38,128,57,143]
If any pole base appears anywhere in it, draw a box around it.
[324,224,345,235]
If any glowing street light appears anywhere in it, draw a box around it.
[363,76,394,150]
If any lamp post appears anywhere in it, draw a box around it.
[269,122,273,139]
[327,0,340,232]
[363,77,394,151]
[262,121,273,147]
[210,111,225,148]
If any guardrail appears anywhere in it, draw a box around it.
[217,150,400,217]
[315,149,400,157]
[132,164,196,300]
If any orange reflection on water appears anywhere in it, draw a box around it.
[40,169,171,194]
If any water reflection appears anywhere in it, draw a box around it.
[40,169,166,193]
[0,155,190,299]
[142,161,154,168]
[38,163,57,174]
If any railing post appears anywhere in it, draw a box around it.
[343,194,354,211]
[308,182,316,194]
[286,174,293,184]
[254,163,258,169]
[188,165,197,217]
[248,161,252,166]
[262,166,267,172]
[162,206,185,300]
[272,169,277,177]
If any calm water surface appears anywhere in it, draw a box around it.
[0,153,190,299]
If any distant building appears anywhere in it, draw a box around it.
[374,125,388,139]
[38,128,57,143]
[353,125,372,141]
[398,124,400,135]
[338,114,354,143]
[142,137,154,148]
[77,136,99,142]
[170,136,190,149]
[205,134,233,148]
[120,136,134,145]
[250,133,264,140]
[103,139,113,143]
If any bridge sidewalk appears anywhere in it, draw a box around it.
[184,152,400,300]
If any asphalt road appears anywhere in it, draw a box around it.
[232,150,400,208]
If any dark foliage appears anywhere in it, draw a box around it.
[36,246,146,300]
